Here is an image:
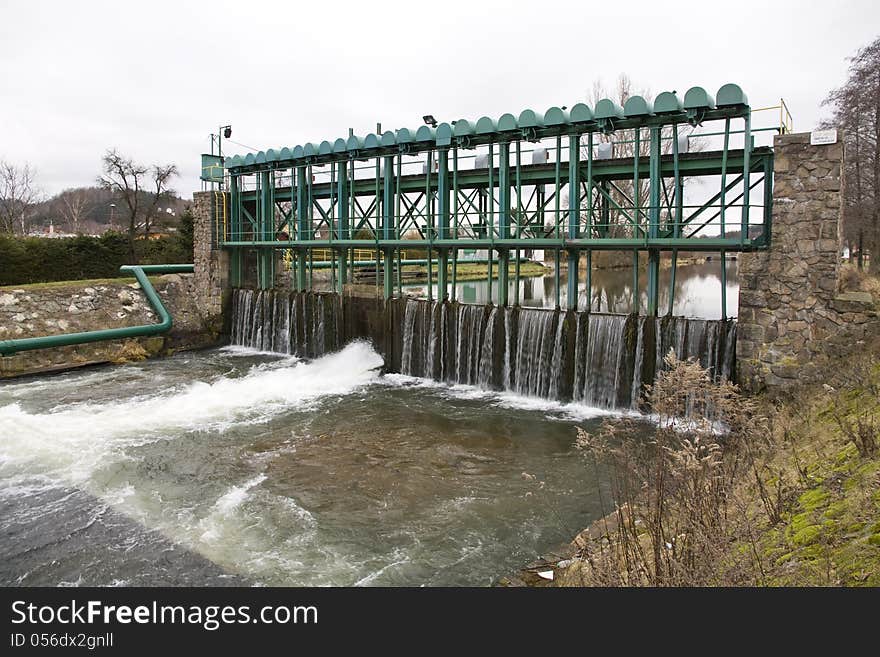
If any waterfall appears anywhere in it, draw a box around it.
[230,290,737,410]
[454,304,487,385]
[388,298,737,410]
[477,307,499,388]
[580,314,627,409]
[502,309,513,391]
[547,314,566,401]
[229,289,341,358]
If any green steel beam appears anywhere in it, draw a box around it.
[222,237,766,251]
[237,149,770,205]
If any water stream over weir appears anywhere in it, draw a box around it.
[229,289,736,410]
[230,289,343,357]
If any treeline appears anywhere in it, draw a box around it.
[823,35,880,273]
[0,211,193,286]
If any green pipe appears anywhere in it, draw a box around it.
[0,264,193,356]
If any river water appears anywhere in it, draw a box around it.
[0,342,647,587]
[409,259,739,319]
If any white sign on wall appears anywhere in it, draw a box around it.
[810,129,838,146]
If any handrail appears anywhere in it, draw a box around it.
[0,264,194,356]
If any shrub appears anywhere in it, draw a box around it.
[0,228,193,286]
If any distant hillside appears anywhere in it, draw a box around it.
[28,186,188,237]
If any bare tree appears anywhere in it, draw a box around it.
[142,164,179,238]
[580,75,702,240]
[823,36,880,273]
[0,160,42,235]
[54,187,94,234]
[98,149,178,260]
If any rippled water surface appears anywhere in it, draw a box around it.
[1,342,648,586]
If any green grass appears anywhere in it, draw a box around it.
[745,357,880,586]
[1,276,164,292]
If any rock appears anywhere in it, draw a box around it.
[0,294,17,306]
[831,292,874,313]
[12,313,26,322]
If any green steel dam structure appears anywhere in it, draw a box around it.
[214,82,779,319]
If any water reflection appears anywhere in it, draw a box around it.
[408,259,739,320]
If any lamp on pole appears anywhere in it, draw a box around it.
[109,203,116,231]
[218,125,232,160]
[209,125,232,191]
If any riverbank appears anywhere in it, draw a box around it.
[0,274,219,378]
[508,330,880,587]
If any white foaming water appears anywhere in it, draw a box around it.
[199,474,268,543]
[0,341,383,486]
[0,342,385,586]
[379,372,627,421]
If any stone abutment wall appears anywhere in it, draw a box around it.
[192,191,229,331]
[737,132,878,392]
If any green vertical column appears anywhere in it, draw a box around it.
[498,249,509,307]
[437,149,449,301]
[258,170,274,290]
[586,133,593,237]
[632,250,639,314]
[585,249,592,312]
[763,155,773,244]
[498,142,510,239]
[567,134,580,310]
[438,249,448,301]
[229,174,242,287]
[383,155,395,300]
[720,117,730,237]
[437,149,449,240]
[646,126,661,316]
[514,142,522,306]
[669,123,683,315]
[720,249,728,320]
[295,164,308,291]
[741,110,752,245]
[336,161,349,293]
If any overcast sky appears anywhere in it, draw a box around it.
[1,0,878,199]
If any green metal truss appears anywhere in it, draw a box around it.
[219,83,772,317]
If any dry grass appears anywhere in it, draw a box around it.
[557,343,880,587]
[839,264,880,298]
